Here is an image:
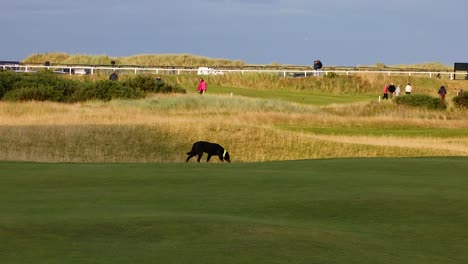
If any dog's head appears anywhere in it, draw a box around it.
[223,149,231,163]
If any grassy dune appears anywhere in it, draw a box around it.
[1,158,468,264]
[22,53,246,67]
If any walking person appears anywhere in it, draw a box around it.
[405,83,412,95]
[382,83,389,100]
[197,78,207,94]
[388,82,396,98]
[395,84,401,96]
[438,85,447,103]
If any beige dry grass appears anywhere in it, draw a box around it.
[1,94,467,162]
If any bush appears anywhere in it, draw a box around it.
[73,80,145,102]
[0,70,23,98]
[121,75,186,93]
[394,94,446,110]
[0,71,185,102]
[123,75,157,93]
[453,92,468,108]
[3,85,63,101]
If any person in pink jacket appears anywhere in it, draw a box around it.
[197,78,207,94]
[382,83,389,100]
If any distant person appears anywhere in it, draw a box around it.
[388,82,396,97]
[313,60,323,70]
[405,83,412,95]
[395,85,401,96]
[313,60,322,76]
[457,88,464,96]
[109,70,118,81]
[382,83,389,100]
[438,85,447,102]
[197,78,207,94]
[155,76,162,82]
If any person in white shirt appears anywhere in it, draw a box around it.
[395,85,401,96]
[405,83,412,95]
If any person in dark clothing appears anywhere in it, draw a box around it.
[388,82,396,97]
[313,60,323,70]
[438,85,447,103]
[109,70,118,81]
[313,60,322,76]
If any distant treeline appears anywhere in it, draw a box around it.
[0,70,186,102]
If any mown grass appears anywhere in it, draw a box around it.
[207,85,374,105]
[1,158,468,264]
[280,125,468,138]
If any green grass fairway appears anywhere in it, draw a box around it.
[280,125,468,138]
[208,85,373,105]
[1,158,468,264]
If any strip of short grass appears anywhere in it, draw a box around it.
[206,85,374,105]
[280,124,468,138]
[1,158,468,264]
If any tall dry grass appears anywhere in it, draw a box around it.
[1,94,467,163]
[22,53,246,67]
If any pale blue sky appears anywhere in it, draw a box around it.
[1,0,467,66]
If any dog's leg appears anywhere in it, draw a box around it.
[207,154,212,162]
[197,153,203,162]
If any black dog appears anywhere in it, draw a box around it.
[186,141,231,163]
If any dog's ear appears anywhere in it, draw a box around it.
[223,151,231,162]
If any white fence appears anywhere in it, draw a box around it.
[0,64,460,79]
